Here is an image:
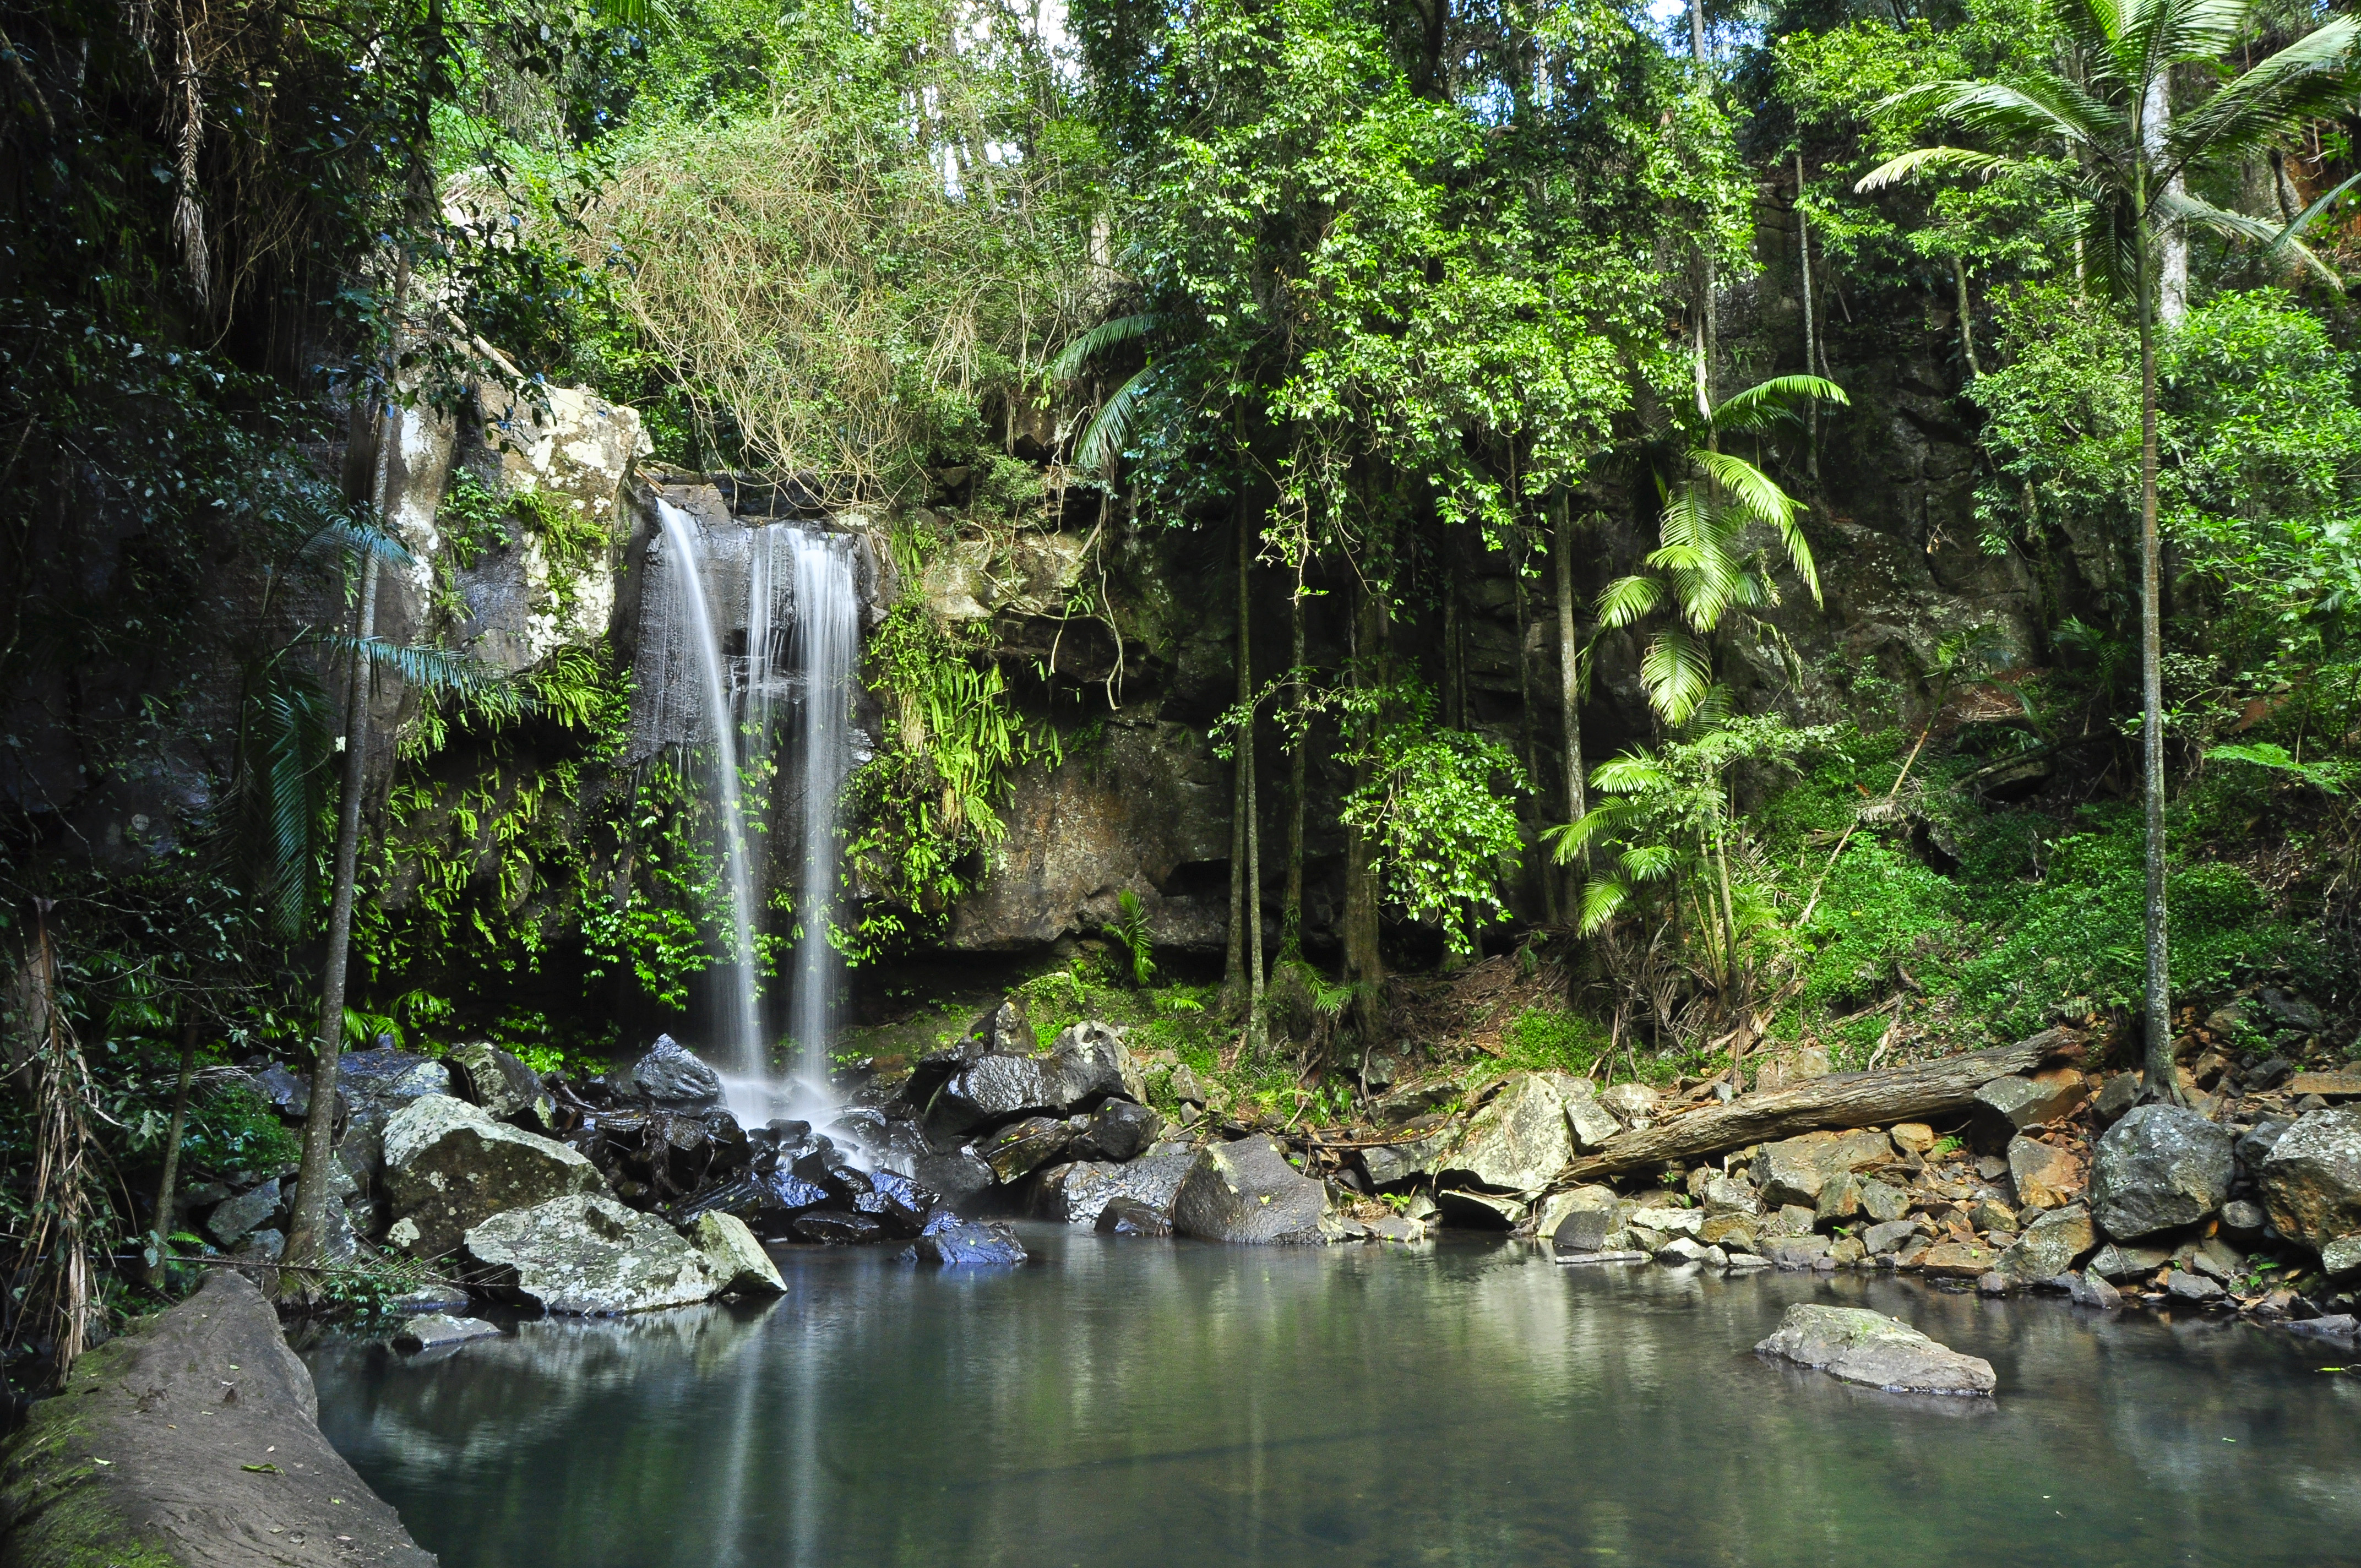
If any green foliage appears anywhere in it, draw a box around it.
[1102,890,1157,987]
[179,1086,301,1179]
[1498,1008,1612,1077]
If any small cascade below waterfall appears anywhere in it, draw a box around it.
[652,499,764,1081]
[782,527,859,1110]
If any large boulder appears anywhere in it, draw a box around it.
[1996,1202,2097,1283]
[692,1211,787,1295]
[465,1193,721,1313]
[1172,1136,1339,1244]
[1754,1130,1893,1207]
[448,1039,556,1129]
[904,1219,1029,1267]
[929,1021,1146,1139]
[1069,1099,1162,1163]
[632,1035,726,1108]
[1558,1077,1623,1152]
[1360,1125,1456,1188]
[1754,1303,1996,1396]
[0,1270,436,1566]
[383,1093,605,1260]
[2088,1104,2234,1240]
[332,1046,453,1202]
[1033,1152,1199,1226]
[873,1121,994,1211]
[1438,1073,1571,1193]
[2259,1106,2361,1256]
[980,1116,1075,1184]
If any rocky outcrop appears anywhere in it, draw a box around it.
[2259,1106,2361,1261]
[2088,1105,2234,1240]
[630,1036,726,1109]
[464,1194,720,1314]
[447,1041,555,1130]
[691,1212,787,1295]
[1172,1136,1339,1244]
[1438,1073,1571,1193]
[1754,1303,1996,1396]
[383,1095,606,1260]
[0,1270,435,1566]
[1033,1152,1198,1226]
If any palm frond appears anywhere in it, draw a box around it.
[1049,312,1161,382]
[1694,450,1802,535]
[1640,627,1717,725]
[1711,375,1850,433]
[316,635,529,722]
[1619,844,1679,882]
[2167,18,2361,175]
[1854,146,2017,194]
[2162,189,2345,287]
[1589,753,1673,794]
[1576,875,1630,934]
[1073,364,1161,480]
[1593,573,1662,629]
[298,516,418,572]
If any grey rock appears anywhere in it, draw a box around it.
[1560,1080,1623,1152]
[2259,1106,2361,1254]
[692,1211,786,1295]
[1768,1235,1834,1269]
[1033,1151,1199,1226]
[1756,1131,1893,1207]
[1598,1082,1660,1122]
[1172,1136,1339,1244]
[2284,1313,2359,1342]
[1069,1099,1162,1163]
[1552,1207,1618,1255]
[1656,1237,1710,1265]
[2088,1240,2174,1281]
[1863,1219,1924,1256]
[2092,1072,2141,1126]
[872,1121,995,1211]
[1699,1173,1761,1216]
[1368,1077,1455,1124]
[1724,1251,1771,1269]
[1771,1204,1820,1238]
[1096,1196,1174,1237]
[2166,1268,2226,1303]
[1361,1126,1457,1188]
[1555,1250,1652,1266]
[2246,1057,2297,1091]
[904,1218,1027,1267]
[1977,1271,2011,1295]
[1997,1204,2097,1282]
[448,1041,556,1129]
[2219,1197,2268,1240]
[1815,1172,1864,1224]
[2066,1269,2123,1310]
[2259,987,2325,1033]
[2237,1117,2294,1175]
[2322,1235,2361,1277]
[1700,1244,1729,1267]
[1858,1179,1910,1224]
[1530,1185,1617,1245]
[465,1194,720,1313]
[254,1063,313,1118]
[1439,1072,1573,1193]
[2088,1104,2235,1239]
[632,1035,725,1108]
[1754,1304,1996,1396]
[392,1314,502,1351]
[1043,1021,1149,1108]
[1973,1072,2088,1138]
[233,1228,285,1263]
[383,1095,604,1260]
[205,1178,284,1246]
[980,1115,1076,1184]
[1625,1203,1705,1238]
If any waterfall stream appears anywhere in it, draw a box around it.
[782,528,858,1108]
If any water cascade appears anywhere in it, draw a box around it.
[652,499,765,1080]
[781,527,859,1109]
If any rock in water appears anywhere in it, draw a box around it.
[1033,1152,1198,1226]
[383,1093,605,1260]
[393,1314,503,1351]
[1754,1303,1996,1397]
[1996,1203,2097,1283]
[1173,1136,1340,1244]
[448,1039,557,1129]
[2088,1104,2234,1239]
[465,1194,721,1314]
[693,1211,787,1295]
[980,1115,1076,1183]
[1069,1099,1162,1163]
[904,1218,1028,1266]
[632,1035,726,1108]
[2259,1106,2361,1257]
[1439,1072,1571,1193]
[0,1270,436,1566]
[1096,1196,1173,1237]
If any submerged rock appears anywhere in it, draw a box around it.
[1096,1195,1174,1237]
[693,1211,787,1295]
[632,1035,726,1109]
[465,1194,720,1313]
[383,1094,605,1260]
[2089,1105,2234,1239]
[1172,1136,1339,1244]
[393,1314,503,1351]
[904,1218,1028,1266]
[1754,1303,1996,1396]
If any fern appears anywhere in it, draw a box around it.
[1103,889,1157,987]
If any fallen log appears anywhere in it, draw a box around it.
[1559,1027,2085,1182]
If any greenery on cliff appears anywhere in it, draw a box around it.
[2,0,2358,1381]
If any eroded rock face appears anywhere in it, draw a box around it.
[383,1093,605,1260]
[2088,1105,2234,1240]
[1755,1304,1996,1396]
[1172,1136,1338,1244]
[1439,1073,1572,1193]
[465,1194,720,1313]
[2260,1106,2361,1257]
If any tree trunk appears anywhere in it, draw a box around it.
[1796,151,1820,478]
[1515,527,1558,926]
[1553,493,1586,918]
[2145,73,2188,324]
[1342,580,1386,1044]
[2134,205,2178,1103]
[1560,1028,2082,1180]
[1223,483,1255,1024]
[1951,254,1982,377]
[1691,0,1715,423]
[144,1022,200,1290]
[1283,560,1308,959]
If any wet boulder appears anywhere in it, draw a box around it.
[1069,1099,1162,1163]
[692,1211,787,1295]
[980,1116,1076,1184]
[873,1121,994,1211]
[1438,1072,1572,1194]
[1755,1304,1996,1396]
[861,1168,942,1237]
[392,1314,503,1352]
[465,1194,721,1313]
[1172,1136,1339,1245]
[791,1211,886,1245]
[904,1218,1027,1267]
[1042,1021,1149,1107]
[448,1041,556,1130]
[2088,1104,2234,1240]
[1033,1151,1199,1226]
[1096,1196,1173,1237]
[1996,1203,2097,1283]
[2259,1106,2361,1257]
[383,1094,605,1260]
[632,1035,726,1109]
[925,1021,1145,1140]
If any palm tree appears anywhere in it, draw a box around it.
[1858,0,2358,1102]
[1597,374,1848,726]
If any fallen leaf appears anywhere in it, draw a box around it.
[242,1463,282,1474]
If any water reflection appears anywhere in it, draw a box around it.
[308,1228,2360,1568]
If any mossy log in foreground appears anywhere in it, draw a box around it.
[0,1271,433,1567]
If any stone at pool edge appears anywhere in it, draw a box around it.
[383,1093,606,1261]
[1172,1134,1343,1245]
[903,1218,1028,1266]
[465,1193,722,1313]
[2088,1104,2234,1240]
[394,1313,504,1351]
[693,1210,787,1295]
[1754,1303,1997,1397]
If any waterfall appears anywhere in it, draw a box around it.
[652,499,765,1081]
[782,527,858,1107]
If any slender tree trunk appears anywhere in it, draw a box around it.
[144,1022,200,1290]
[1515,527,1559,926]
[2134,206,2178,1103]
[1283,559,1308,959]
[2146,73,2188,324]
[1553,494,1587,919]
[1952,255,1982,378]
[1342,580,1386,1044]
[1224,481,1256,1027]
[1692,0,1715,422]
[1796,151,1820,478]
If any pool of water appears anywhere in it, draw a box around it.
[306,1225,2361,1568]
